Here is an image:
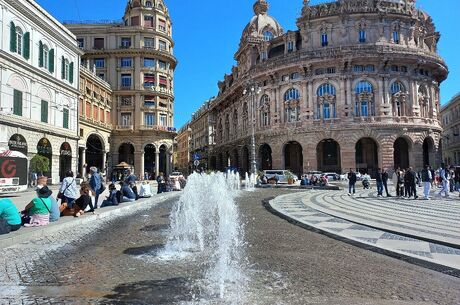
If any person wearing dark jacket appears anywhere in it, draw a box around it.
[406,167,418,199]
[101,184,119,207]
[382,169,391,197]
[347,169,357,196]
[73,184,95,217]
[376,168,384,197]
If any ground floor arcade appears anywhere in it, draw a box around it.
[210,127,442,178]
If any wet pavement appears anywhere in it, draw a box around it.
[1,189,460,304]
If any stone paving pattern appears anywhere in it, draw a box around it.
[269,189,460,272]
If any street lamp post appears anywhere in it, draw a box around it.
[243,84,261,177]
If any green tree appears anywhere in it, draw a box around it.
[30,155,50,176]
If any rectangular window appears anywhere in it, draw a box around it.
[144,38,154,48]
[364,65,375,72]
[121,113,131,126]
[121,74,132,88]
[391,65,399,72]
[63,108,69,129]
[359,30,366,43]
[144,58,156,67]
[100,108,105,123]
[94,58,105,68]
[86,102,91,118]
[353,65,364,72]
[144,113,155,126]
[120,57,132,67]
[94,38,104,50]
[326,67,336,74]
[291,72,300,79]
[158,19,166,32]
[41,100,48,123]
[144,96,156,107]
[77,38,84,49]
[321,33,328,47]
[144,73,155,87]
[158,60,167,69]
[144,15,154,28]
[121,38,131,48]
[106,111,110,124]
[131,16,140,26]
[159,75,167,88]
[159,113,167,126]
[158,40,167,51]
[261,51,267,61]
[287,41,294,52]
[393,31,400,44]
[13,89,22,116]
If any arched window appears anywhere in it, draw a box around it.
[284,88,300,101]
[263,31,273,41]
[359,29,366,43]
[259,95,270,127]
[145,0,152,7]
[355,81,374,117]
[321,33,328,47]
[390,82,407,117]
[232,109,238,138]
[317,84,337,119]
[16,27,23,56]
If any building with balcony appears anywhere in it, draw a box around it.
[65,0,177,178]
[441,93,460,166]
[174,122,191,175]
[206,0,447,177]
[78,63,113,178]
[0,0,80,183]
[189,98,216,172]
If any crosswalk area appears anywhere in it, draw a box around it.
[269,190,460,273]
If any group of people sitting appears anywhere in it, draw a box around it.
[300,175,329,187]
[0,168,161,235]
[156,173,186,194]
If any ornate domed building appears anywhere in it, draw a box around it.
[207,0,448,177]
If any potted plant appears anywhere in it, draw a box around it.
[286,171,295,185]
[30,154,50,177]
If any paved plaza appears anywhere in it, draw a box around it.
[269,187,460,274]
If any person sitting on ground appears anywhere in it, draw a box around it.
[73,184,95,217]
[120,181,136,202]
[129,181,139,200]
[22,186,52,227]
[101,184,119,207]
[36,176,60,222]
[138,181,152,198]
[0,198,21,235]
[124,170,137,185]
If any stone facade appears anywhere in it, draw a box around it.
[0,0,80,183]
[174,123,190,175]
[65,0,176,179]
[78,64,113,178]
[204,0,447,177]
[189,99,216,173]
[441,93,460,165]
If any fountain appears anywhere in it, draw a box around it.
[159,172,247,300]
[244,172,257,191]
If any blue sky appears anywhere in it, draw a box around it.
[37,0,460,129]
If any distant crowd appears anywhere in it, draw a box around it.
[0,168,186,235]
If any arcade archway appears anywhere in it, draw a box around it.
[119,143,135,165]
[317,139,341,173]
[394,137,410,170]
[356,138,379,177]
[259,144,272,171]
[284,141,303,178]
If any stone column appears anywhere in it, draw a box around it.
[102,152,107,178]
[155,151,160,176]
[166,152,170,175]
[134,151,144,180]
[380,140,394,171]
[341,146,356,173]
[81,148,86,179]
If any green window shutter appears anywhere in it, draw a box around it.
[69,62,74,84]
[13,90,23,116]
[23,32,30,60]
[61,56,65,79]
[10,22,17,52]
[48,49,55,73]
[41,100,48,123]
[38,41,43,67]
[63,108,69,129]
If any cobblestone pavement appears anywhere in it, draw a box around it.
[269,188,460,272]
[0,189,460,304]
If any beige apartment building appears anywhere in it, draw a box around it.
[441,93,460,166]
[174,123,191,175]
[204,0,447,177]
[66,0,177,179]
[77,63,113,178]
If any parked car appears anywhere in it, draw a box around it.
[263,170,298,184]
[169,172,184,179]
[322,172,340,181]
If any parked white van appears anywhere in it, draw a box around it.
[263,170,298,183]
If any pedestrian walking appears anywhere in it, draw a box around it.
[347,169,357,196]
[376,168,384,197]
[89,167,103,209]
[421,165,432,200]
[437,163,450,198]
[382,168,391,197]
[407,167,418,199]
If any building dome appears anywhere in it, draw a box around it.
[241,0,283,43]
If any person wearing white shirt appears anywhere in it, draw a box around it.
[139,181,152,198]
